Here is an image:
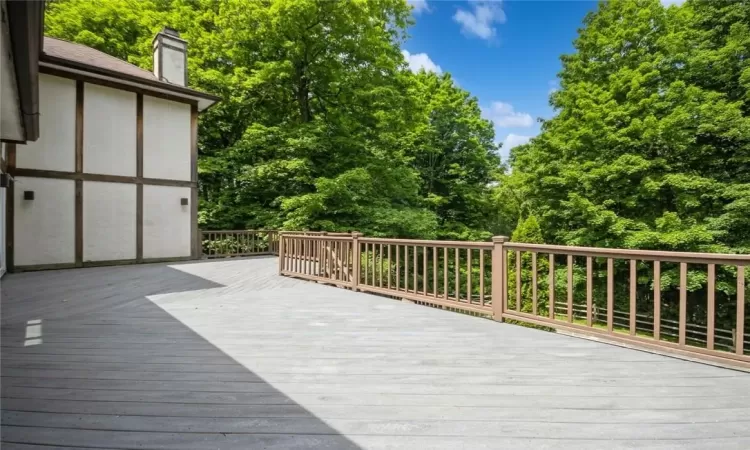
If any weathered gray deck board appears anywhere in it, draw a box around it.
[3,257,750,449]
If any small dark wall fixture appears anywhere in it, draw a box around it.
[0,173,11,188]
[181,198,188,206]
[23,191,34,200]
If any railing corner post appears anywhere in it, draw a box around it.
[492,235,509,322]
[351,232,362,291]
[277,232,286,275]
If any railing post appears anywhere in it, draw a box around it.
[492,236,509,322]
[351,232,361,291]
[277,232,286,275]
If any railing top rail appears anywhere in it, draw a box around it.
[359,237,492,249]
[202,229,277,233]
[505,242,750,265]
[282,234,354,241]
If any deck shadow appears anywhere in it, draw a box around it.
[0,263,362,449]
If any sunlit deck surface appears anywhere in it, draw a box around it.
[2,256,750,449]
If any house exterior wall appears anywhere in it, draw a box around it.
[83,83,137,177]
[143,185,192,259]
[143,96,191,181]
[13,177,75,266]
[83,181,137,262]
[16,74,75,172]
[6,71,198,271]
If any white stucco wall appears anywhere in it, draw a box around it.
[14,177,75,266]
[143,185,191,259]
[83,83,137,176]
[143,96,191,181]
[83,181,137,262]
[16,74,76,172]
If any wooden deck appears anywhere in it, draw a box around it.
[2,257,750,449]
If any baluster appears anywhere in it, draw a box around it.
[607,258,614,333]
[737,265,745,356]
[433,246,438,297]
[455,248,460,301]
[443,247,448,300]
[532,252,538,315]
[413,245,418,294]
[567,254,573,322]
[516,250,521,312]
[423,246,428,296]
[479,249,485,306]
[586,256,593,327]
[549,254,555,319]
[679,262,687,345]
[467,248,473,304]
[707,264,715,350]
[654,261,661,340]
[630,259,637,335]
[396,245,401,290]
[388,245,392,289]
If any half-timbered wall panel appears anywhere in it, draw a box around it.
[143,95,191,181]
[83,84,137,177]
[143,185,192,259]
[16,74,75,172]
[13,177,75,266]
[83,181,137,262]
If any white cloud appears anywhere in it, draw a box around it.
[408,0,430,14]
[402,50,442,74]
[503,134,533,150]
[661,0,686,6]
[453,1,506,40]
[482,102,533,128]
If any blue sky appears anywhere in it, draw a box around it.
[402,0,682,161]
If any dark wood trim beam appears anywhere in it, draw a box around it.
[40,65,202,108]
[136,94,144,263]
[190,104,199,259]
[5,144,16,272]
[11,168,196,188]
[75,81,84,267]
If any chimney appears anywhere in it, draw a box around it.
[152,27,187,86]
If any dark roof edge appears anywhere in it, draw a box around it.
[40,53,221,104]
[6,0,44,142]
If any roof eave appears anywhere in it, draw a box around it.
[40,54,221,111]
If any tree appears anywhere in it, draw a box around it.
[511,0,750,334]
[405,71,500,241]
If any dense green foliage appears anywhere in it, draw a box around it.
[46,0,503,239]
[512,0,750,255]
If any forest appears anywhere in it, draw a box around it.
[45,0,750,340]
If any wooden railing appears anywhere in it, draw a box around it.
[500,242,749,369]
[280,234,750,369]
[201,230,279,258]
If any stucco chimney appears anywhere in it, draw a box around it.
[152,27,187,86]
